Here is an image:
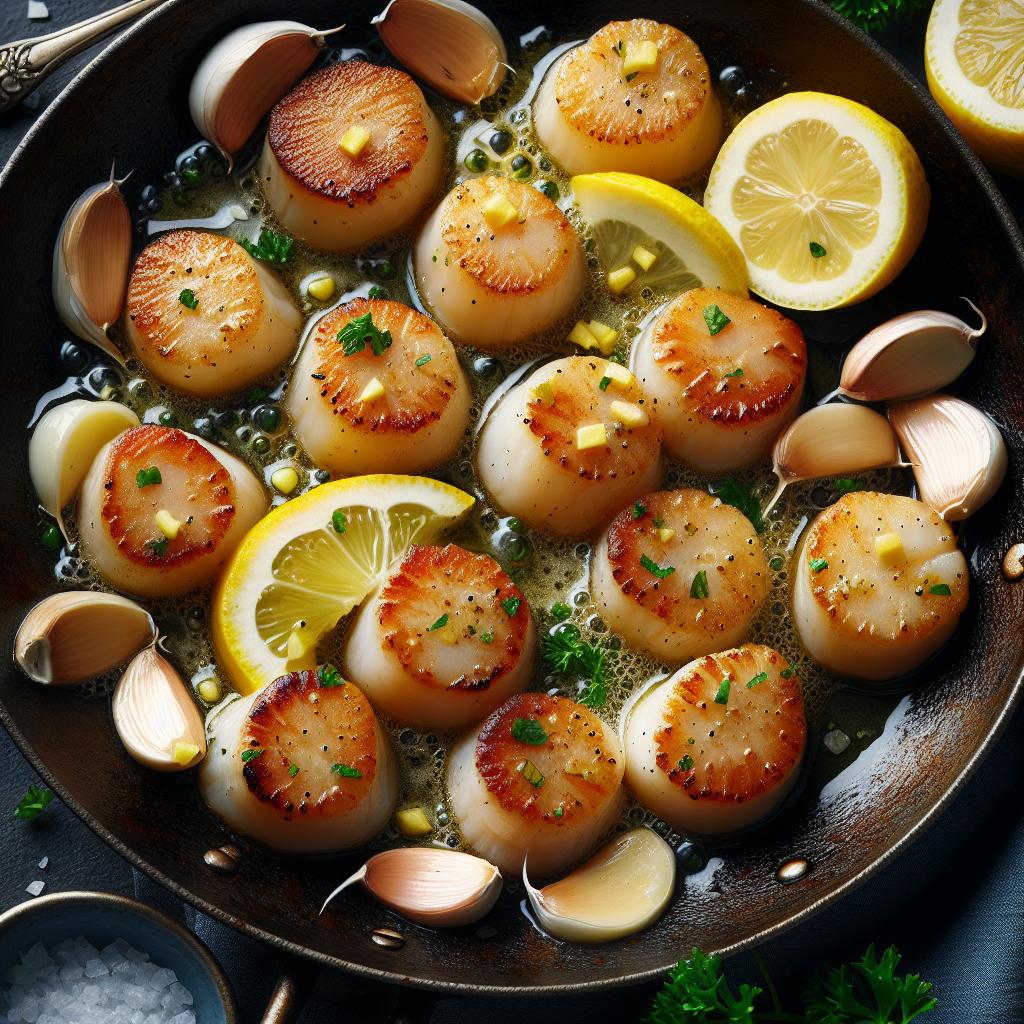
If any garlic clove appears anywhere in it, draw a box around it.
[52,174,132,365]
[372,0,507,104]
[888,393,1007,521]
[839,299,986,402]
[15,592,156,686]
[29,399,139,537]
[766,403,902,513]
[523,828,675,943]
[189,21,343,167]
[112,645,207,772]
[321,847,502,927]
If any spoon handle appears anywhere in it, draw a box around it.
[0,0,166,115]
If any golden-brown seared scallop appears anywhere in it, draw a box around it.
[258,61,445,251]
[447,692,626,876]
[632,287,807,473]
[124,229,302,397]
[413,175,586,349]
[199,669,397,854]
[286,297,471,476]
[622,644,806,834]
[533,19,722,180]
[343,544,536,730]
[77,425,265,597]
[476,356,663,537]
[591,489,769,662]
[792,492,969,682]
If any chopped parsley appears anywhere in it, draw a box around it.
[14,785,54,821]
[427,613,449,631]
[553,806,564,818]
[331,763,362,779]
[288,763,299,778]
[414,353,432,367]
[809,241,827,258]
[723,367,744,378]
[240,228,294,265]
[337,313,393,357]
[702,303,731,336]
[511,717,548,745]
[501,596,522,617]
[136,466,162,488]
[178,288,198,310]
[678,755,694,771]
[632,500,648,519]
[810,557,829,572]
[929,583,952,596]
[318,664,344,688]
[835,477,864,496]
[479,631,494,644]
[747,671,769,689]
[368,285,388,299]
[331,509,347,534]
[781,666,795,679]
[599,375,612,391]
[689,569,710,599]
[713,677,731,704]
[641,553,676,579]
[550,601,572,622]
[145,537,169,557]
[712,478,764,533]
[240,748,264,764]
[542,624,608,709]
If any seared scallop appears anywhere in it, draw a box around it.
[413,175,586,350]
[200,669,397,854]
[344,544,536,730]
[124,229,302,397]
[476,356,663,537]
[632,287,807,473]
[792,491,969,682]
[622,644,806,834]
[447,692,625,876]
[78,424,265,597]
[258,61,445,251]
[591,489,769,662]
[533,19,722,180]
[287,297,471,476]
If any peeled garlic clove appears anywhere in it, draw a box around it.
[372,0,507,104]
[839,299,986,402]
[29,399,139,536]
[112,646,206,772]
[15,592,156,686]
[322,847,501,927]
[523,828,675,943]
[52,175,131,364]
[888,393,1007,521]
[189,21,342,166]
[766,403,902,513]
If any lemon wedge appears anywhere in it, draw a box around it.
[212,475,474,694]
[571,172,749,298]
[704,92,930,310]
[926,0,1024,176]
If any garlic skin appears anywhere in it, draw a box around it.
[888,393,1007,521]
[112,645,206,772]
[52,175,132,364]
[767,403,902,512]
[523,829,675,943]
[15,592,156,686]
[322,848,502,927]
[839,299,986,402]
[29,399,139,536]
[189,21,341,166]
[372,0,507,104]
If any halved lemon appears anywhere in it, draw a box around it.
[212,475,474,694]
[572,172,749,298]
[704,92,930,310]
[926,0,1024,176]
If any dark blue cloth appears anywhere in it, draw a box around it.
[2,4,1022,1021]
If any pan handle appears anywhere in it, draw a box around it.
[0,0,166,115]
[259,954,318,1024]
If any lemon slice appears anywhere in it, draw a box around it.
[571,172,749,297]
[704,92,930,310]
[212,474,474,694]
[926,0,1024,175]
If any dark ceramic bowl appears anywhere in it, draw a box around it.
[1,0,1023,996]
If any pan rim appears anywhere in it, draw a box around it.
[2,0,1023,996]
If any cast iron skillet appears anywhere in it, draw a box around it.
[2,0,1023,996]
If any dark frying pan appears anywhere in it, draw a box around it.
[2,0,1023,997]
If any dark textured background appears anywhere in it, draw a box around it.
[1,2,1022,1021]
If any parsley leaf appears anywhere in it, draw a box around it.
[240,748,264,764]
[747,672,769,689]
[502,596,522,616]
[550,601,572,622]
[479,631,494,644]
[288,763,299,778]
[633,500,649,519]
[690,569,710,599]
[136,466,162,488]
[713,677,731,704]
[331,509,347,534]
[599,375,612,391]
[712,478,764,533]
[427,613,449,631]
[645,948,760,1024]
[702,304,732,336]
[835,477,864,496]
[145,537,169,557]
[724,367,744,378]
[809,241,827,259]
[810,557,829,573]
[542,624,608,709]
[14,785,54,821]
[929,584,952,596]
[318,664,344,688]
[678,755,694,771]
[331,763,362,778]
[415,353,432,367]
[511,717,548,745]
[240,228,294,265]
[641,553,676,579]
[178,288,199,310]
[337,313,393,357]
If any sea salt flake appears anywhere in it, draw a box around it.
[24,880,45,897]
[37,857,48,870]
[27,1,49,20]
[823,728,851,755]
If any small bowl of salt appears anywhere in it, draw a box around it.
[0,890,238,1024]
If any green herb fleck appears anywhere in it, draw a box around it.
[689,569,710,599]
[145,537,168,557]
[331,509,347,534]
[599,375,612,391]
[178,288,198,310]
[318,664,344,688]
[835,477,864,496]
[809,240,827,258]
[241,748,264,764]
[511,717,548,745]
[136,466,162,488]
[632,500,648,519]
[14,785,54,821]
[712,478,764,532]
[40,525,62,552]
[723,367,744,378]
[479,631,494,644]
[288,763,299,778]
[518,760,544,787]
[641,553,676,580]
[713,677,731,704]
[502,596,522,617]
[550,601,572,622]
[367,285,388,300]
[415,353,432,367]
[678,755,694,771]
[331,763,362,778]
[747,671,769,689]
[930,583,952,596]
[702,303,731,336]
[427,613,449,631]
[781,666,795,679]
[542,624,608,709]
[337,313,393,357]
[810,557,829,572]
[240,228,294,265]
[553,806,564,818]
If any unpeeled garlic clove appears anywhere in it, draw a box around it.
[189,21,343,167]
[888,393,1007,521]
[322,847,502,927]
[839,299,986,402]
[112,645,207,772]
[15,592,156,686]
[52,173,131,365]
[766,403,902,513]
[372,0,508,104]
[29,399,139,537]
[523,828,675,943]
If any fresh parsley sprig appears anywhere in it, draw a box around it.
[337,313,393,357]
[713,478,764,533]
[541,624,608,709]
[240,228,294,265]
[829,0,928,35]
[14,785,54,821]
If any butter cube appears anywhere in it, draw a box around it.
[271,466,299,494]
[632,245,657,271]
[306,275,336,301]
[588,320,620,355]
[607,266,636,294]
[576,423,607,450]
[623,40,659,76]
[173,742,200,767]
[155,509,181,540]
[603,362,634,389]
[610,400,649,427]
[339,125,370,158]
[395,806,433,837]
[531,380,556,406]
[657,526,676,543]
[874,532,905,565]
[568,320,600,350]
[483,194,519,229]
[359,377,385,403]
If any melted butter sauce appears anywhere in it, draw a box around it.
[39,28,911,861]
